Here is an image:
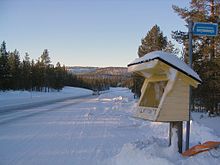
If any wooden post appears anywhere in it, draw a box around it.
[169,121,183,153]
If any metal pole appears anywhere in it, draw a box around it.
[186,20,193,151]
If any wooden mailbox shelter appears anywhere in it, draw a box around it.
[128,51,201,122]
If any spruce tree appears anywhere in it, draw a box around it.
[40,49,51,65]
[21,53,31,90]
[138,25,167,57]
[8,49,21,90]
[40,49,51,91]
[54,62,63,91]
[138,25,178,57]
[0,41,10,90]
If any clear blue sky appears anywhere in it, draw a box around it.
[0,0,190,67]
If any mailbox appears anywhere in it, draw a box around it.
[128,51,201,122]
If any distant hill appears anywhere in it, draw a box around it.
[94,67,128,76]
[66,66,132,91]
[67,66,131,78]
[67,66,98,74]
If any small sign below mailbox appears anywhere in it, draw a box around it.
[193,22,218,36]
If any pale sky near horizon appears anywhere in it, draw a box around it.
[0,0,190,67]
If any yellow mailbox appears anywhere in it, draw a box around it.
[128,51,201,122]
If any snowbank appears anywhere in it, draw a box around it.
[191,112,220,136]
[0,86,93,111]
[108,118,220,165]
[110,138,220,165]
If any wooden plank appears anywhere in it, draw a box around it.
[137,106,158,112]
[157,115,189,122]
[163,97,189,103]
[161,107,188,114]
[148,74,168,82]
[158,61,170,72]
[157,111,189,121]
[160,110,188,117]
[140,82,159,107]
[141,79,148,94]
[178,73,199,88]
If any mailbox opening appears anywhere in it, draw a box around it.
[139,80,168,108]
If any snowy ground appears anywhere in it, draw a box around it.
[0,87,93,111]
[0,87,219,165]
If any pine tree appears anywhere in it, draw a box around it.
[163,41,179,55]
[138,25,167,57]
[40,49,51,91]
[54,62,63,91]
[138,25,178,57]
[21,53,32,90]
[8,49,21,90]
[40,49,51,65]
[0,41,10,90]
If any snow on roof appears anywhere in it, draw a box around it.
[128,51,202,83]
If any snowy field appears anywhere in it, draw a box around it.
[0,87,220,165]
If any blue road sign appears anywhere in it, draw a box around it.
[193,22,218,36]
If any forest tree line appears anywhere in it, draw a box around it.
[0,41,130,92]
[68,74,132,92]
[0,41,68,91]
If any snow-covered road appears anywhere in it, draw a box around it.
[0,87,93,112]
[0,89,150,165]
[0,95,93,125]
[0,87,219,165]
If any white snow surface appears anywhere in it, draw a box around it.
[0,87,219,165]
[0,86,93,111]
[128,51,202,82]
